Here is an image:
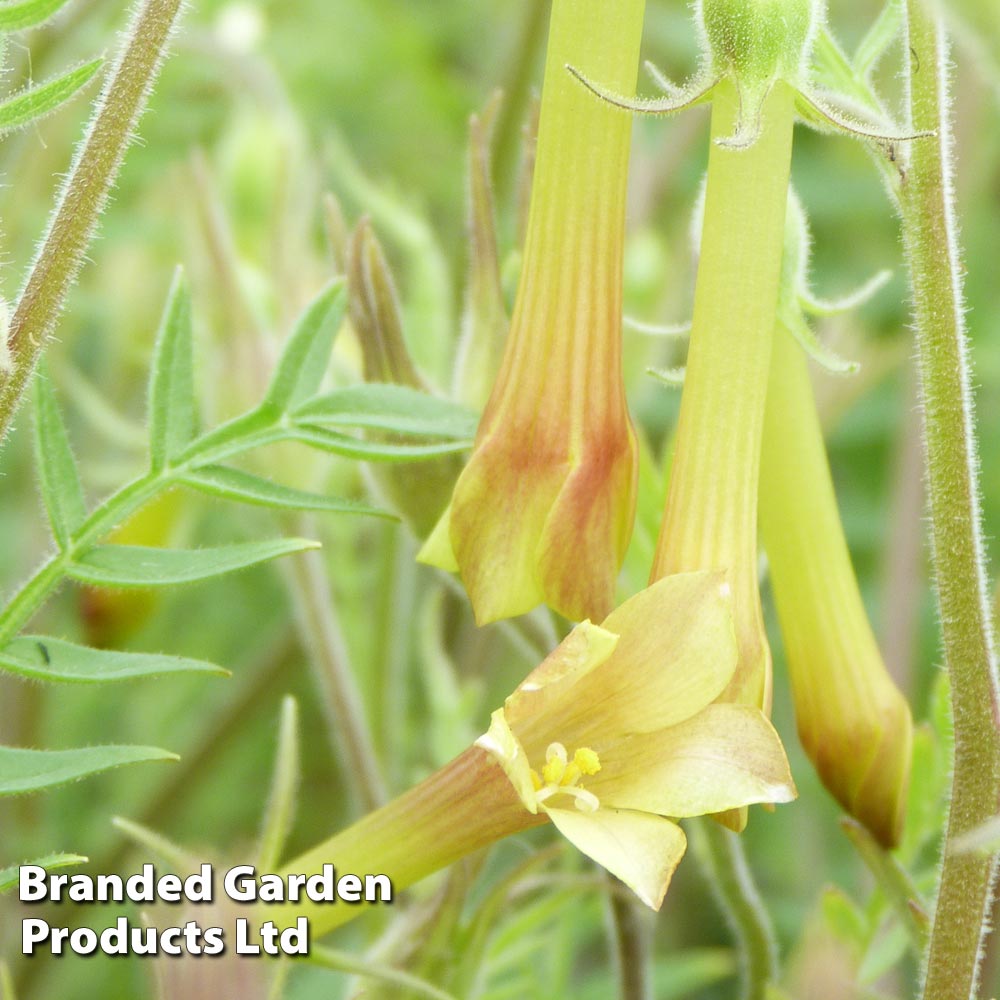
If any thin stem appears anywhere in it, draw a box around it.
[280,516,388,814]
[690,818,778,1000]
[902,5,1000,1000]
[0,0,187,444]
[306,945,460,1000]
[606,880,654,1000]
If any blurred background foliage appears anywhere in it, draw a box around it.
[0,0,998,997]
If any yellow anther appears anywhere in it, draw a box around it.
[573,747,601,776]
[530,769,543,791]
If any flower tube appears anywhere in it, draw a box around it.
[759,199,913,846]
[421,0,643,624]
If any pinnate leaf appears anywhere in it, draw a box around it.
[0,0,79,32]
[0,853,87,895]
[292,424,470,462]
[261,280,347,414]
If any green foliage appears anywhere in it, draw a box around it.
[33,372,86,550]
[0,0,78,31]
[0,854,87,895]
[147,269,196,470]
[65,538,321,587]
[0,745,177,796]
[0,635,227,683]
[0,58,102,135]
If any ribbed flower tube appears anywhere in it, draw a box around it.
[650,79,796,715]
[760,321,912,848]
[422,0,644,624]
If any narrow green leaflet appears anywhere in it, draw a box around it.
[292,424,471,462]
[293,383,478,439]
[0,853,87,895]
[182,464,393,519]
[852,0,903,78]
[260,279,347,414]
[0,635,228,683]
[0,745,177,796]
[67,538,319,587]
[148,270,196,469]
[0,0,78,31]
[0,59,103,135]
[33,374,86,549]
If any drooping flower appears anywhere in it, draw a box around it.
[273,572,796,936]
[420,0,644,624]
[760,193,912,848]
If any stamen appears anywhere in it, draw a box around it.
[533,744,602,810]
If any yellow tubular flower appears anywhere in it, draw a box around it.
[420,0,643,624]
[274,572,795,936]
[760,320,912,848]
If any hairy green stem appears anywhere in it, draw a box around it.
[901,4,1000,999]
[691,818,778,1000]
[0,0,187,444]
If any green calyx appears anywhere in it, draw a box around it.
[698,0,819,95]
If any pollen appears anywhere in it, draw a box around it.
[534,742,602,812]
[573,747,601,776]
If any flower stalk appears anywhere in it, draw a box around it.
[900,2,1000,997]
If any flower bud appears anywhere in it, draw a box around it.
[346,220,462,536]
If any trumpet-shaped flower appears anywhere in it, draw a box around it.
[275,572,796,936]
[475,571,796,906]
[760,193,912,847]
[419,0,642,624]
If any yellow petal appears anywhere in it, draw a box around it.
[592,704,796,816]
[448,439,568,623]
[505,620,620,728]
[552,572,738,744]
[535,424,638,622]
[474,709,540,813]
[546,806,687,910]
[416,503,459,572]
